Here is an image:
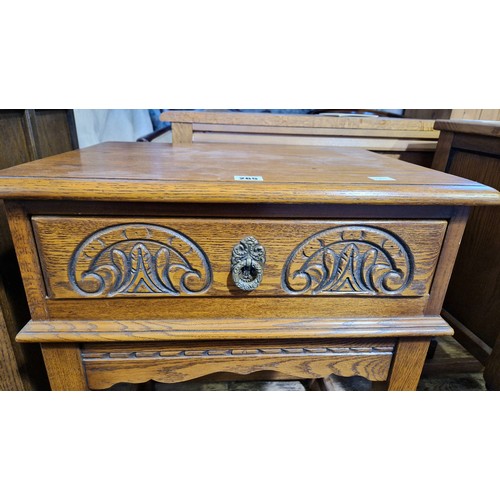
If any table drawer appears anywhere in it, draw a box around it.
[32,216,447,300]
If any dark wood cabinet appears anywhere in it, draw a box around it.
[0,109,78,390]
[431,119,500,389]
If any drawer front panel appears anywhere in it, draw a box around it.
[32,217,447,300]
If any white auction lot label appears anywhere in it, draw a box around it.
[234,176,264,181]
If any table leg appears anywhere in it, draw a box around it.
[386,338,431,391]
[484,335,500,391]
[41,343,88,391]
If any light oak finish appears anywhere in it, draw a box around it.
[0,142,498,205]
[164,111,437,131]
[45,296,431,321]
[387,338,431,391]
[171,122,193,144]
[41,343,87,391]
[1,141,499,390]
[17,316,454,343]
[82,338,395,390]
[4,202,49,319]
[163,111,439,167]
[32,216,446,299]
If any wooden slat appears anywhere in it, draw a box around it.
[162,111,437,131]
[431,131,454,172]
[441,309,492,364]
[193,132,437,151]
[193,123,440,139]
[45,296,431,321]
[421,357,483,376]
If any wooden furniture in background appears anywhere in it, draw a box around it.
[405,110,500,121]
[0,142,498,391]
[161,111,439,167]
[430,119,500,387]
[0,109,78,390]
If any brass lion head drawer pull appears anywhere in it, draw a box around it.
[231,236,266,291]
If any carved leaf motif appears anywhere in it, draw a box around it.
[69,224,212,297]
[110,248,129,291]
[282,225,413,296]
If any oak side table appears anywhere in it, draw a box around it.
[0,142,498,390]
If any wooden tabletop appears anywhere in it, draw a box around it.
[0,142,498,205]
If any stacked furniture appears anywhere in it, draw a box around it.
[160,111,439,167]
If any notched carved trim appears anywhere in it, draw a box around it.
[69,224,212,297]
[82,345,394,361]
[282,225,414,296]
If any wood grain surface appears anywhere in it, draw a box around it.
[434,119,500,137]
[41,343,87,390]
[32,216,447,299]
[193,123,440,139]
[16,316,453,343]
[387,338,431,390]
[4,202,48,319]
[0,142,499,205]
[162,111,437,131]
[44,296,431,321]
[2,136,495,391]
[167,111,438,166]
[0,298,24,390]
[82,338,395,389]
[192,133,436,151]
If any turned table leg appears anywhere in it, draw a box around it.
[386,338,431,391]
[41,343,88,391]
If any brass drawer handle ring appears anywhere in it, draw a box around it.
[231,236,266,291]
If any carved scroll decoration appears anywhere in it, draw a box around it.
[69,224,212,297]
[282,225,414,296]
